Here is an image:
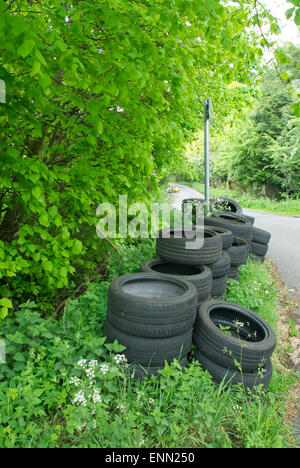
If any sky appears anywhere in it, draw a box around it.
[262,0,300,44]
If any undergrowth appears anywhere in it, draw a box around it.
[0,240,297,448]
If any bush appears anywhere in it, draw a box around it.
[0,0,271,312]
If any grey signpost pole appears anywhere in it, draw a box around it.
[204,98,213,208]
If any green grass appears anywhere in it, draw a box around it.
[0,239,297,448]
[179,181,300,217]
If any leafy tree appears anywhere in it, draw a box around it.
[0,0,272,312]
[212,44,300,197]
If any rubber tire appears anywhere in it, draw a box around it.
[104,319,192,366]
[205,214,253,244]
[182,198,204,207]
[210,198,243,215]
[193,300,277,372]
[203,222,233,250]
[194,351,273,390]
[209,251,231,279]
[228,265,240,281]
[140,259,212,302]
[251,241,269,257]
[156,227,222,266]
[227,238,249,266]
[108,273,198,338]
[211,276,228,298]
[130,356,188,380]
[252,227,271,245]
[217,211,255,226]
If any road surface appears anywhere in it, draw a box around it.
[168,183,300,303]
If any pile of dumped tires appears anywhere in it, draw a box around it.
[104,197,276,390]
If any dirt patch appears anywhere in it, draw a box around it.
[267,259,300,442]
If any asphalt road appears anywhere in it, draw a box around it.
[243,208,300,300]
[168,183,300,300]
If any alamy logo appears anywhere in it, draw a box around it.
[0,340,5,364]
[96,195,205,249]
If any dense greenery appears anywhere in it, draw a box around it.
[0,239,297,448]
[0,0,278,313]
[211,44,300,198]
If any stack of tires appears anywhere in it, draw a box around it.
[250,227,272,263]
[204,212,253,245]
[155,227,223,299]
[103,196,274,387]
[205,197,271,264]
[103,272,198,378]
[140,260,212,304]
[208,251,231,298]
[227,237,250,281]
[193,301,276,390]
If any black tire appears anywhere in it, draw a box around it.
[217,211,255,226]
[205,213,253,244]
[104,320,192,366]
[252,227,271,245]
[228,265,239,280]
[108,273,198,338]
[156,227,222,266]
[140,259,212,303]
[241,213,255,225]
[193,301,277,372]
[182,198,204,208]
[130,356,188,380]
[251,241,269,257]
[211,276,228,298]
[227,237,249,266]
[203,223,233,249]
[194,351,273,390]
[209,251,231,279]
[210,198,243,215]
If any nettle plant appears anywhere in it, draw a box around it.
[0,0,277,312]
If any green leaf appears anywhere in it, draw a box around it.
[18,39,35,58]
[95,119,103,135]
[281,71,290,81]
[0,298,13,308]
[14,352,26,362]
[32,186,42,200]
[43,261,53,273]
[39,213,50,227]
[285,7,295,19]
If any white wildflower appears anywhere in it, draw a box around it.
[73,390,87,407]
[234,320,244,328]
[100,364,109,375]
[77,423,87,432]
[85,367,95,380]
[78,359,87,368]
[117,404,125,412]
[89,360,98,368]
[92,388,102,404]
[70,376,81,387]
[114,354,127,365]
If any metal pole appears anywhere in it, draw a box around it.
[204,103,210,204]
